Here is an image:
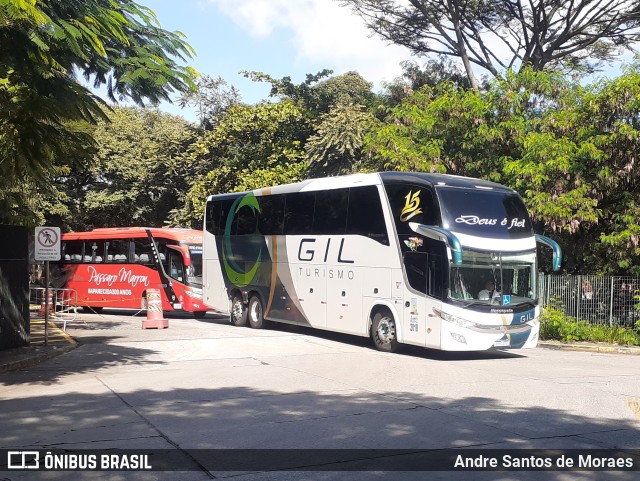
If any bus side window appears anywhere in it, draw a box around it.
[257,194,285,235]
[236,202,258,235]
[133,239,156,268]
[206,201,223,236]
[347,186,389,245]
[314,189,348,235]
[284,192,315,235]
[87,241,105,263]
[106,239,130,263]
[63,240,83,263]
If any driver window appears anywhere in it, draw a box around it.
[168,251,184,282]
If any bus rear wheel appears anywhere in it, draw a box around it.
[230,295,247,327]
[371,311,399,353]
[248,296,266,329]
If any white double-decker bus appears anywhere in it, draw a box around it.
[202,172,561,352]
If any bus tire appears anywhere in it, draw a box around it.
[248,296,265,329]
[371,310,399,353]
[230,295,247,327]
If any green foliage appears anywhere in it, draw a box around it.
[382,58,477,107]
[365,81,501,177]
[243,70,375,117]
[50,107,200,230]
[306,100,379,176]
[172,100,310,227]
[192,100,308,172]
[366,66,640,274]
[540,305,640,346]
[178,75,241,130]
[174,163,307,229]
[0,0,196,226]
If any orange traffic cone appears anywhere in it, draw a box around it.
[142,288,169,329]
[37,290,55,317]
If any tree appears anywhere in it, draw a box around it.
[365,65,640,274]
[503,66,640,274]
[0,0,196,224]
[340,1,640,89]
[172,101,310,227]
[306,99,379,176]
[382,58,477,106]
[243,70,375,117]
[51,107,200,230]
[242,69,334,110]
[177,75,242,130]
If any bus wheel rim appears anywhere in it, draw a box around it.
[377,317,395,344]
[250,301,261,322]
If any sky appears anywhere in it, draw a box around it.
[142,0,415,121]
[126,0,632,123]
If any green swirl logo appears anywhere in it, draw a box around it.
[222,193,262,287]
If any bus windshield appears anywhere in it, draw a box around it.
[449,249,537,306]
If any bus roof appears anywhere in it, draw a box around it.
[62,227,203,244]
[378,172,516,192]
[205,172,515,201]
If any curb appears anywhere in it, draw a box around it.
[538,341,640,355]
[0,343,78,374]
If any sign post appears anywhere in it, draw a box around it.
[34,227,61,345]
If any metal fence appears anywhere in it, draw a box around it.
[539,275,640,327]
[29,287,79,330]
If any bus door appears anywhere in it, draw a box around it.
[164,245,188,308]
[402,251,445,347]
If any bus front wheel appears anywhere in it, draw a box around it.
[230,295,247,327]
[248,296,266,329]
[371,311,399,353]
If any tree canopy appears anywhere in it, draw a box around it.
[340,0,640,88]
[0,0,196,224]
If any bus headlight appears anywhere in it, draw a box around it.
[185,287,203,299]
[432,308,475,329]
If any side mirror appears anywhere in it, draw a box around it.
[535,235,562,271]
[409,223,463,266]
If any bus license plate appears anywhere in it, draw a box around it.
[493,338,510,347]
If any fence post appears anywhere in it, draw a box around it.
[576,275,581,321]
[609,277,615,326]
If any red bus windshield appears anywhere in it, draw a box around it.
[52,228,207,314]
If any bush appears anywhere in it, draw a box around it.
[540,306,640,346]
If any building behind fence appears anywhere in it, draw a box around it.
[539,275,640,327]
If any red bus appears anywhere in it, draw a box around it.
[52,227,208,318]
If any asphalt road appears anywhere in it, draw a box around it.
[0,310,639,481]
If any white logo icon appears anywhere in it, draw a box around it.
[7,451,40,469]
